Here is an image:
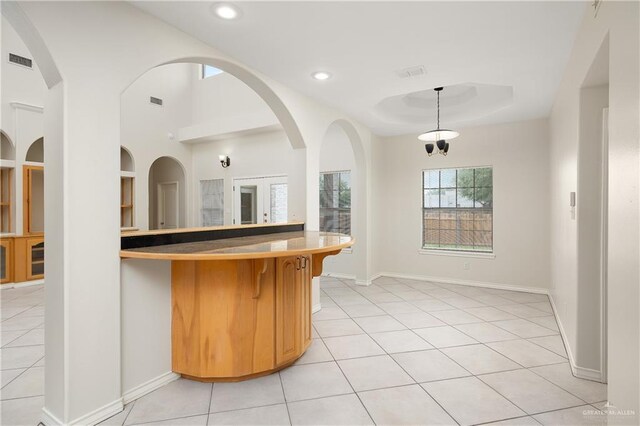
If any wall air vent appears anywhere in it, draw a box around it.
[9,53,33,69]
[150,96,163,106]
[396,65,426,79]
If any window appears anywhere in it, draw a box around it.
[422,167,493,252]
[319,171,351,235]
[201,65,224,79]
[201,179,224,226]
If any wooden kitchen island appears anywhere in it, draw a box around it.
[120,223,352,382]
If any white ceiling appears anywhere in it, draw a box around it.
[133,1,586,136]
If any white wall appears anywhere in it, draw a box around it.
[190,69,276,126]
[548,1,639,419]
[120,63,194,230]
[374,119,550,291]
[575,84,608,373]
[1,16,46,143]
[190,128,305,226]
[0,16,46,236]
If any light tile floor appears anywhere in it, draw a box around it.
[1,277,609,425]
[1,284,45,426]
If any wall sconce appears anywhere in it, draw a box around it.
[219,155,230,168]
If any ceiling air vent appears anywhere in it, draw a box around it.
[9,53,33,69]
[149,96,163,106]
[396,65,426,79]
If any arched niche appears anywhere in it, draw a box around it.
[25,137,44,163]
[1,131,16,161]
[120,146,135,172]
[148,156,186,230]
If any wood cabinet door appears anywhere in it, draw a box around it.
[301,256,312,348]
[26,237,44,280]
[275,256,302,366]
[0,238,13,284]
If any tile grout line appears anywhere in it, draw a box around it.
[277,370,293,425]
[318,278,600,423]
[325,286,462,425]
[316,330,378,425]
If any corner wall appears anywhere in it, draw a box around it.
[548,1,639,420]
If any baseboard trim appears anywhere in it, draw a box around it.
[548,294,604,383]
[42,398,124,426]
[355,279,371,287]
[321,272,356,281]
[376,271,549,295]
[123,371,180,405]
[41,407,63,426]
[2,279,45,289]
[312,303,322,314]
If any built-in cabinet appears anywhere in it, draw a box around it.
[0,238,14,284]
[0,168,13,234]
[171,254,313,381]
[121,176,134,228]
[2,235,45,283]
[23,165,44,235]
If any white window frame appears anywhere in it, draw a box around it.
[420,166,494,256]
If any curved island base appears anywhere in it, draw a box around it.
[120,226,351,382]
[172,255,320,382]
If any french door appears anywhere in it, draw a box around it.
[233,176,287,225]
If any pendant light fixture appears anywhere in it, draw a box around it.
[419,87,459,156]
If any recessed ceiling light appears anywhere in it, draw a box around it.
[211,3,241,20]
[312,71,332,81]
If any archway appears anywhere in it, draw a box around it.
[1,131,16,161]
[319,119,368,283]
[148,156,186,230]
[125,57,305,150]
[120,146,135,172]
[25,137,44,162]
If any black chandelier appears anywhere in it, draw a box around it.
[418,87,459,156]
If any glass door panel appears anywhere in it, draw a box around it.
[233,176,287,225]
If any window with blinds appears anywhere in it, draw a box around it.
[319,171,351,235]
[200,179,224,226]
[423,167,493,252]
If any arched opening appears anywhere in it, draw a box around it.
[121,60,306,232]
[25,137,44,163]
[320,124,355,235]
[1,131,16,161]
[120,146,135,172]
[148,156,186,230]
[319,119,368,281]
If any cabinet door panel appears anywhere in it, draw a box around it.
[275,256,301,366]
[301,256,312,348]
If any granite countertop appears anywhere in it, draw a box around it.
[120,231,353,260]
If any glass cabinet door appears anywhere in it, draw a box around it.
[27,239,44,280]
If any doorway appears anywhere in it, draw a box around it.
[157,182,179,230]
[233,176,287,225]
[148,156,186,230]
